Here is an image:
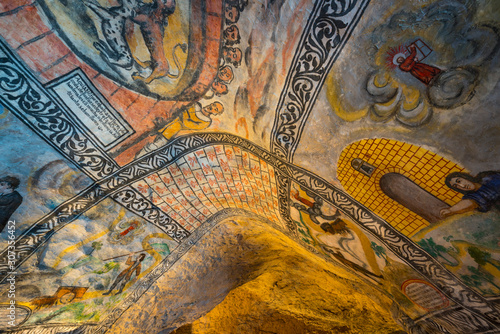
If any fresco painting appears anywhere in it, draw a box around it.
[414,212,500,297]
[0,197,176,326]
[337,138,468,237]
[39,0,191,97]
[27,0,308,167]
[337,138,500,297]
[0,0,498,332]
[325,0,496,126]
[289,181,455,321]
[0,108,93,246]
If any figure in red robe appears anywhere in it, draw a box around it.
[397,45,441,85]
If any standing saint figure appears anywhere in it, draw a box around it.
[159,101,224,140]
[103,253,146,295]
[397,44,442,85]
[0,176,22,232]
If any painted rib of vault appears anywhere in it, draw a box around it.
[0,127,499,331]
[0,37,189,252]
[270,0,370,161]
[0,36,497,326]
[0,2,499,333]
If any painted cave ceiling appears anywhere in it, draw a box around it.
[0,0,498,333]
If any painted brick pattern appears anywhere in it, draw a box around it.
[337,138,466,236]
[131,145,282,232]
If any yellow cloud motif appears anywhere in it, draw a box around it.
[325,69,369,122]
[327,70,433,127]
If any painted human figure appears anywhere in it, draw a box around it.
[291,188,340,226]
[211,81,228,96]
[160,102,224,140]
[440,171,500,218]
[218,65,234,83]
[226,0,248,11]
[224,4,240,24]
[210,65,234,96]
[222,47,242,68]
[397,45,441,85]
[0,176,22,232]
[223,25,240,46]
[103,253,146,295]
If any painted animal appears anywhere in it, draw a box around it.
[84,0,137,70]
[84,0,184,83]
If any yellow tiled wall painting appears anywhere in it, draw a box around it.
[337,138,466,237]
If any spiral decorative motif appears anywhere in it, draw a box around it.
[0,131,497,331]
[271,0,368,161]
[0,184,106,277]
[111,187,189,241]
[0,132,286,283]
[0,46,117,180]
[95,209,272,333]
[325,0,358,16]
[0,27,497,330]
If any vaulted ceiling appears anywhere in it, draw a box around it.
[0,0,499,333]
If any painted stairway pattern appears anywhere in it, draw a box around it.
[130,145,282,232]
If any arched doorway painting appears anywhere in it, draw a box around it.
[337,138,465,237]
[380,173,449,224]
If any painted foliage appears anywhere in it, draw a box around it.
[7,199,176,326]
[337,139,500,297]
[0,0,498,333]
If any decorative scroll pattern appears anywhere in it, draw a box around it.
[421,308,493,333]
[0,184,187,281]
[0,185,106,279]
[111,186,189,240]
[0,133,284,282]
[275,172,297,235]
[286,166,500,327]
[0,39,118,179]
[270,0,370,161]
[0,38,188,281]
[413,298,500,334]
[1,4,495,331]
[1,132,499,332]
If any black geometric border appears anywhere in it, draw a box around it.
[94,208,275,333]
[0,37,188,280]
[286,165,500,327]
[0,4,498,330]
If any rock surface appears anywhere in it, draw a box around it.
[109,216,403,333]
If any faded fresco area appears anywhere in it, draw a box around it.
[0,0,498,333]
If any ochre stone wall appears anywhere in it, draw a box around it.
[108,217,401,333]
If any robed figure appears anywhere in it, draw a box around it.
[0,176,22,232]
[397,45,441,85]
